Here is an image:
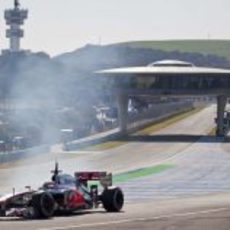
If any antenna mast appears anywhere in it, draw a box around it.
[4,0,28,53]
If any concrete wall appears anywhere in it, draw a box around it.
[0,145,49,164]
[127,101,194,132]
[0,101,195,160]
[66,101,194,150]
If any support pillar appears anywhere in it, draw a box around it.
[117,93,128,134]
[216,95,227,137]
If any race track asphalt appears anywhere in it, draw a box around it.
[1,104,230,229]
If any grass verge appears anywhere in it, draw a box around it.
[88,164,175,187]
[208,128,216,136]
[119,40,230,60]
[113,164,175,183]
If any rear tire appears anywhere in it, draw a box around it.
[101,187,124,212]
[32,192,55,218]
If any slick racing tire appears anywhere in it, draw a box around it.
[101,187,124,212]
[32,192,55,218]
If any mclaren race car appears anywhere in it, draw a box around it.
[0,163,124,218]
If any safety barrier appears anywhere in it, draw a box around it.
[66,101,195,150]
[0,145,49,164]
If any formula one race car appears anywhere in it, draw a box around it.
[0,163,124,219]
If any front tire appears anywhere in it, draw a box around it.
[32,192,55,218]
[101,187,124,212]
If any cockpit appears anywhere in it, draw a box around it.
[55,174,76,187]
[43,173,77,190]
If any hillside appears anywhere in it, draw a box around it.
[1,42,230,145]
[55,43,230,71]
[117,40,230,60]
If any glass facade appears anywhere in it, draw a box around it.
[114,75,230,91]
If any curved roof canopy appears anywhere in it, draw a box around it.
[97,59,230,77]
[148,59,194,67]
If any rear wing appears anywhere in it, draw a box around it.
[75,171,112,188]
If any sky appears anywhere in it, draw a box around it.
[0,0,230,56]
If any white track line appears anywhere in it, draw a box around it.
[39,207,229,230]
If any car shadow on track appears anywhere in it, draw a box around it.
[119,134,230,143]
[0,210,125,222]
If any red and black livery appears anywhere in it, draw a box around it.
[0,163,124,218]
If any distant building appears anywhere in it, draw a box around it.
[2,0,30,55]
[98,59,230,137]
